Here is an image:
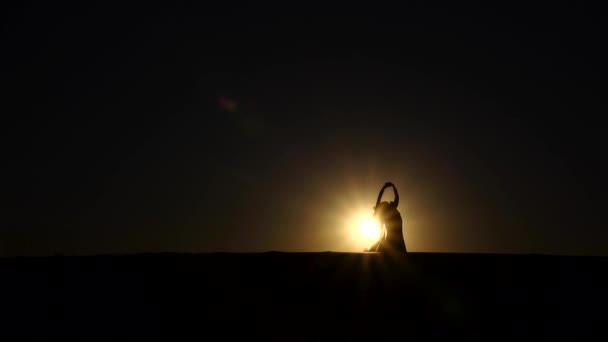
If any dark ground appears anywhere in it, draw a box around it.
[2,252,607,339]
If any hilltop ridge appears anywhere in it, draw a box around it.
[2,252,606,339]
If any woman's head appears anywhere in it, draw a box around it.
[374,200,398,220]
[374,201,390,218]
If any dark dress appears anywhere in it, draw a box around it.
[377,205,407,255]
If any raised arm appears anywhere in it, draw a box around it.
[391,184,399,207]
[375,186,387,208]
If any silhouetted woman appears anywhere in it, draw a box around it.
[366,182,407,255]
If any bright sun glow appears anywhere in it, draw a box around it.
[359,218,380,239]
[337,209,379,251]
[344,210,383,250]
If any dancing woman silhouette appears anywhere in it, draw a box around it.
[366,182,407,255]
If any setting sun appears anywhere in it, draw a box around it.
[359,218,380,239]
[341,209,384,250]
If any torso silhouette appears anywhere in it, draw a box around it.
[376,204,407,255]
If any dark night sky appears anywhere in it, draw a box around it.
[2,2,606,256]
